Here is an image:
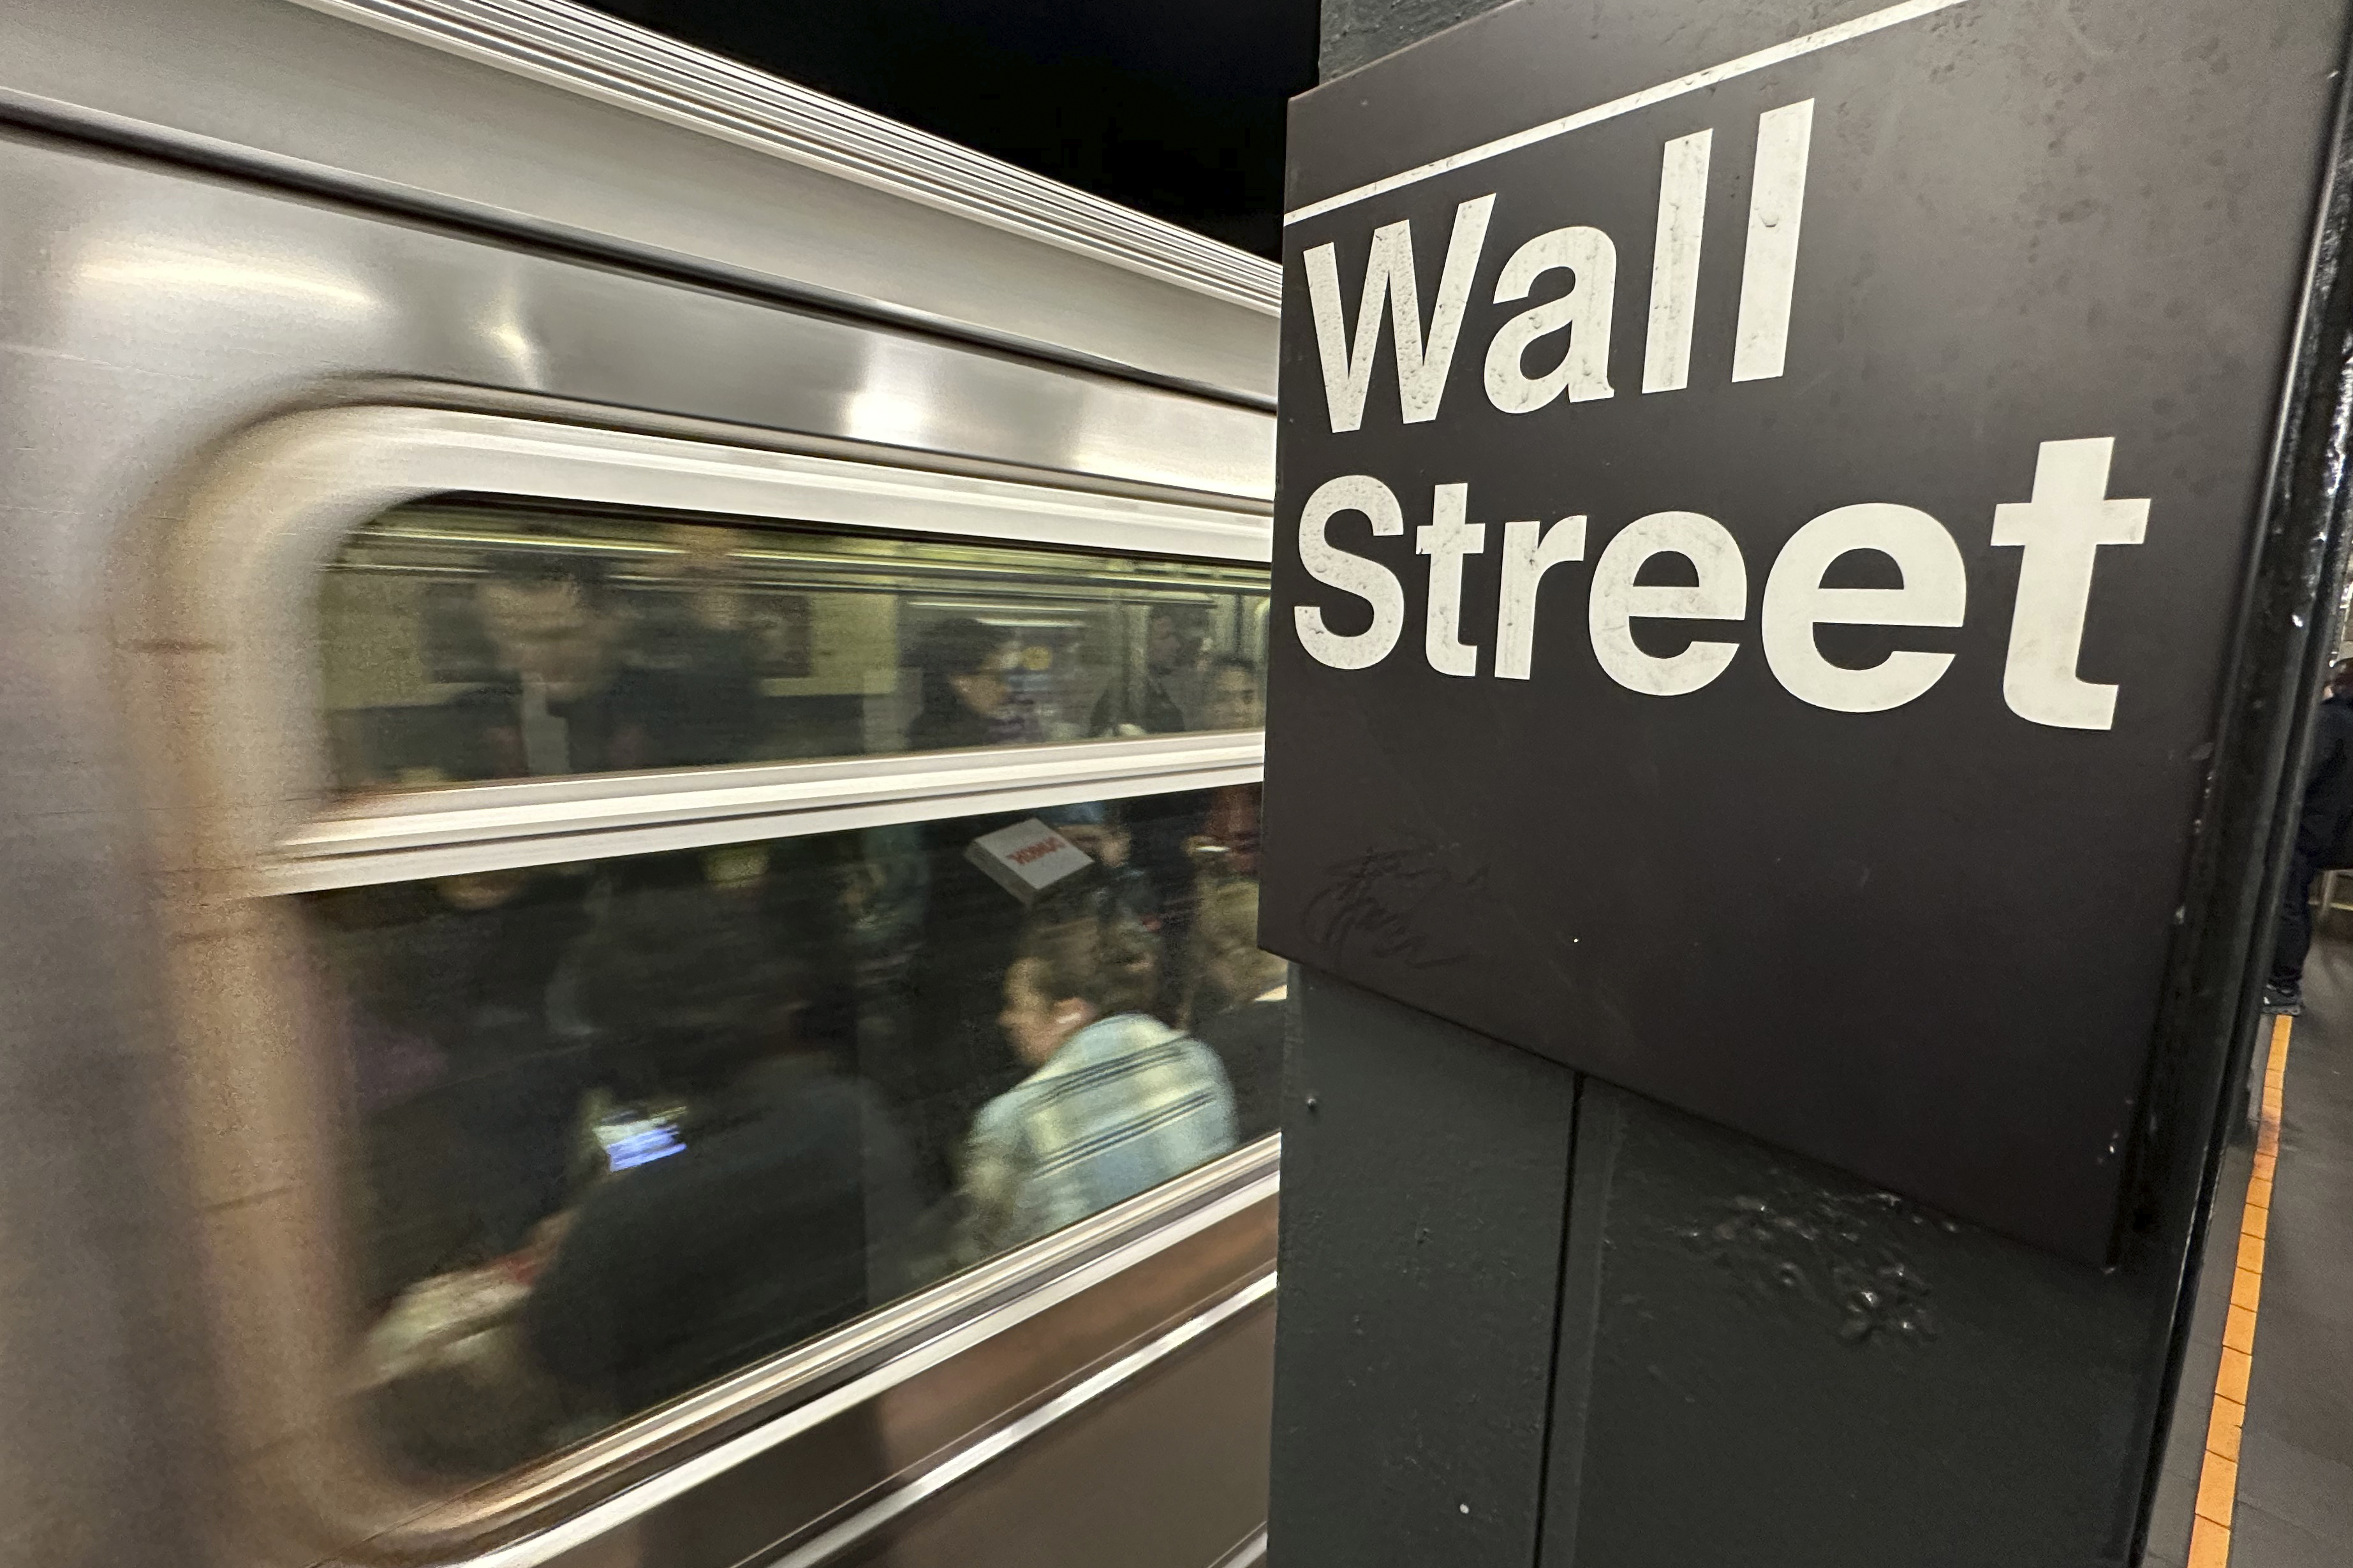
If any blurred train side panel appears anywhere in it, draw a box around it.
[0,3,1279,1566]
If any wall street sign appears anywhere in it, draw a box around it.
[1259,0,2353,1258]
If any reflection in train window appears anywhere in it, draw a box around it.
[318,499,1272,789]
[318,782,1274,1476]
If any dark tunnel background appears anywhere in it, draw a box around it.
[579,0,1320,259]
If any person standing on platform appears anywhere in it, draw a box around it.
[2265,658,2353,1013]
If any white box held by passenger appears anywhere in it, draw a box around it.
[964,817,1096,905]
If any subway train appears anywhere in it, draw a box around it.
[0,3,1281,1567]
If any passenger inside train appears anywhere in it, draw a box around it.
[1191,880,1287,1145]
[956,909,1236,1264]
[524,897,919,1423]
[317,501,1284,1476]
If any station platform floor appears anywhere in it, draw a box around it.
[2204,934,2353,1566]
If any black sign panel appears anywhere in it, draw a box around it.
[1261,0,2353,1258]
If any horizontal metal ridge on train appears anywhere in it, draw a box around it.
[0,0,1280,400]
[288,0,1283,314]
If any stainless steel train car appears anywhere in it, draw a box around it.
[0,4,1280,1565]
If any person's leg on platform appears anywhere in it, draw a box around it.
[2265,851,2319,1013]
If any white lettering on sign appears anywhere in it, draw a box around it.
[1993,438,2150,730]
[1484,226,1618,413]
[1304,195,1496,433]
[1762,503,1966,713]
[1291,439,2150,728]
[1305,103,1813,431]
[1419,483,1489,677]
[1296,473,1408,670]
[1291,94,2152,728]
[1642,129,1713,395]
[1495,516,1590,680]
[1589,510,1748,694]
[1732,99,1815,383]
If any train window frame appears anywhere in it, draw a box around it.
[159,404,1270,877]
[272,731,1262,890]
[141,403,1278,1562]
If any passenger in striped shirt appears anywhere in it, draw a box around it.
[955,911,1237,1263]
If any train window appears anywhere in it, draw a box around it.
[325,780,1275,1477]
[161,408,1276,1536]
[320,499,1272,791]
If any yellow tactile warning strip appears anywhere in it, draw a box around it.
[2187,1011,2292,1568]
